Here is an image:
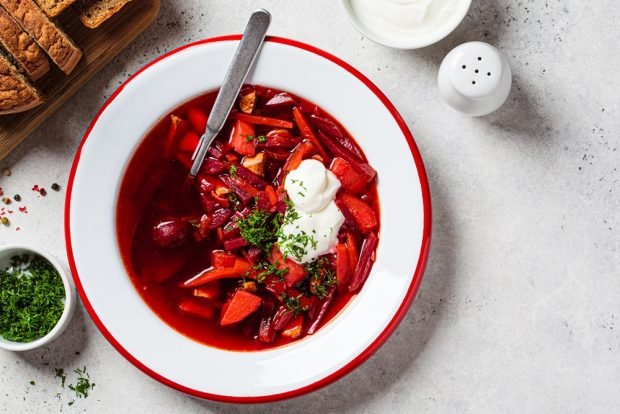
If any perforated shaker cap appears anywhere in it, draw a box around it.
[438,41,512,116]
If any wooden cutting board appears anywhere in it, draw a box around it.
[0,0,160,159]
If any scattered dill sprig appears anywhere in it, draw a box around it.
[68,367,95,399]
[55,368,67,388]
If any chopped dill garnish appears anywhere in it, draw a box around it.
[229,164,238,178]
[68,367,95,399]
[237,210,283,252]
[0,255,65,343]
[277,230,317,262]
[249,261,288,283]
[306,257,336,298]
[245,135,266,143]
[280,293,309,316]
[55,368,67,388]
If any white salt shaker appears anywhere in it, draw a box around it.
[438,41,512,116]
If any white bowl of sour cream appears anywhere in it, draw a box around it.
[342,0,472,49]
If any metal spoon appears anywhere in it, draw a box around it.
[189,9,271,177]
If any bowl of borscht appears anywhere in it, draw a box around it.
[66,36,431,402]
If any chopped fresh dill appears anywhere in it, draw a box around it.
[229,164,238,178]
[306,257,336,298]
[277,230,317,262]
[245,135,266,143]
[237,210,283,252]
[280,293,309,316]
[0,255,65,343]
[55,368,67,388]
[249,261,288,283]
[68,367,95,399]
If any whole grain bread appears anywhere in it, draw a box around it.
[34,0,75,17]
[0,51,42,114]
[0,5,48,80]
[0,0,82,74]
[75,0,131,29]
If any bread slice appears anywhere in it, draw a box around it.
[0,0,82,74]
[75,0,131,29]
[0,5,48,80]
[33,0,75,17]
[0,51,43,115]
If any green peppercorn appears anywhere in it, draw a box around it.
[2,197,10,205]
[1,217,9,225]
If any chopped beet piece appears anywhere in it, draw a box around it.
[152,219,192,248]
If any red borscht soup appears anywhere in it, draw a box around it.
[117,85,380,351]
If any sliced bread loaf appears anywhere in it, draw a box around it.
[0,0,82,74]
[0,51,42,114]
[0,5,49,80]
[33,0,75,17]
[75,0,131,29]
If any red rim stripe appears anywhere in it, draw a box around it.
[64,35,432,404]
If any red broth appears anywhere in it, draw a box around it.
[117,85,380,351]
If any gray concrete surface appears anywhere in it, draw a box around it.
[0,0,619,412]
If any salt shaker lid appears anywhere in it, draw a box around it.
[438,41,512,116]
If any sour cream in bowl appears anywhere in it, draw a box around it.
[342,0,472,49]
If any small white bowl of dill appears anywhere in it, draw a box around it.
[0,244,76,351]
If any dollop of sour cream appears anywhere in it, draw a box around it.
[278,159,345,264]
[350,0,462,43]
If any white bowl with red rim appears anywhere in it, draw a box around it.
[65,35,431,402]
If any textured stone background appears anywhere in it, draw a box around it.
[1,0,619,412]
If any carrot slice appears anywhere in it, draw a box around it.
[337,193,378,234]
[330,157,368,194]
[336,243,350,293]
[229,112,294,129]
[182,258,251,287]
[345,233,358,271]
[280,140,316,178]
[292,107,330,161]
[178,299,216,320]
[264,185,278,206]
[229,119,256,156]
[211,251,236,268]
[220,290,262,326]
[269,246,308,288]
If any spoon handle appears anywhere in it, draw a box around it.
[190,9,271,177]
